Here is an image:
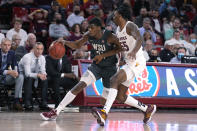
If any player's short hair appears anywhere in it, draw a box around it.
[88,17,102,27]
[116,3,131,20]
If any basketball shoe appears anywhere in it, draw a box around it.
[91,107,107,126]
[143,104,157,124]
[40,109,57,121]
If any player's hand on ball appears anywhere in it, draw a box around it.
[93,55,103,64]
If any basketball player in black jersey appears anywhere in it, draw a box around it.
[40,17,124,121]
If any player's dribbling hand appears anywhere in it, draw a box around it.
[93,55,103,64]
[57,39,70,47]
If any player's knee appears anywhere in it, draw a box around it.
[71,81,87,95]
[110,76,119,87]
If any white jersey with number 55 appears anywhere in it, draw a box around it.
[116,21,145,65]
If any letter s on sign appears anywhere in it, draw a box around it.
[185,69,197,96]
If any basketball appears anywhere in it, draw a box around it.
[49,41,65,59]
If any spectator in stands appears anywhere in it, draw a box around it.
[81,19,89,34]
[49,13,70,40]
[19,42,49,111]
[143,39,153,61]
[144,39,153,52]
[48,1,67,26]
[139,17,157,43]
[11,34,21,51]
[192,14,197,35]
[171,43,181,56]
[194,26,197,36]
[66,24,88,59]
[67,24,82,41]
[73,49,89,60]
[159,41,175,62]
[28,9,48,50]
[164,30,183,46]
[185,4,196,22]
[46,54,78,108]
[0,38,24,111]
[170,47,186,63]
[182,33,196,55]
[34,0,52,10]
[134,7,148,28]
[189,33,197,48]
[15,33,36,62]
[151,8,163,37]
[165,30,193,55]
[87,8,106,27]
[67,4,85,28]
[6,18,27,46]
[179,7,189,24]
[133,0,150,16]
[0,33,5,44]
[101,0,114,14]
[159,0,178,17]
[83,0,103,18]
[195,48,197,57]
[162,13,175,35]
[105,12,117,33]
[164,18,184,40]
[143,31,152,45]
[66,0,84,16]
[148,48,161,62]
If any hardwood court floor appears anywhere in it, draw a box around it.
[0,110,197,131]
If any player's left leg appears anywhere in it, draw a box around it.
[92,87,109,124]
[92,69,127,126]
[40,69,97,121]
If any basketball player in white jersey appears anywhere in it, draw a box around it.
[92,3,156,126]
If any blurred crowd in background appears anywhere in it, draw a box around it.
[0,0,196,63]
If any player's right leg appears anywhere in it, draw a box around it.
[40,70,97,121]
[119,62,157,124]
[116,84,156,124]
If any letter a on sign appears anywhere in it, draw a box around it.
[166,69,180,96]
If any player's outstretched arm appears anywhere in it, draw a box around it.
[126,22,143,58]
[62,32,89,49]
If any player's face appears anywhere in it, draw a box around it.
[88,24,100,37]
[113,11,120,26]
